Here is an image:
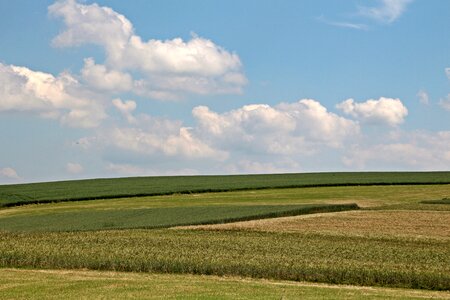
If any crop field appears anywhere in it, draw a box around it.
[2,269,450,300]
[183,210,450,240]
[0,203,358,232]
[1,171,449,207]
[0,173,449,298]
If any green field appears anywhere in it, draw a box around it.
[2,269,450,300]
[1,171,449,207]
[0,173,449,298]
[0,203,358,232]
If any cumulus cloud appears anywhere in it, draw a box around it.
[337,97,408,126]
[81,58,133,92]
[73,96,450,174]
[439,94,450,111]
[342,131,450,170]
[49,0,133,49]
[112,98,136,123]
[0,167,20,179]
[66,162,83,174]
[80,98,358,173]
[108,126,227,160]
[358,0,413,24]
[0,63,107,128]
[417,90,429,105]
[49,0,246,99]
[193,99,359,154]
[103,104,228,161]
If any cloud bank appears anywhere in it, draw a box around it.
[49,0,246,99]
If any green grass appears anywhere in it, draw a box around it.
[0,203,358,232]
[1,185,448,220]
[1,229,448,290]
[2,268,449,300]
[1,172,449,207]
[421,198,450,205]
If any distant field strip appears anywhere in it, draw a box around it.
[1,229,448,290]
[1,185,448,219]
[0,203,358,232]
[1,172,449,207]
[421,198,450,205]
[2,269,450,300]
[183,210,450,240]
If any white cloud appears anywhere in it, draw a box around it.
[0,167,20,179]
[225,160,301,175]
[73,96,450,174]
[342,131,450,170]
[439,94,450,111]
[193,99,359,154]
[49,0,246,99]
[106,124,228,161]
[81,58,133,92]
[112,98,136,123]
[106,163,199,176]
[416,90,429,105]
[49,0,133,49]
[337,97,408,126]
[358,0,413,24]
[0,63,107,128]
[317,16,368,30]
[66,162,83,174]
[81,98,358,173]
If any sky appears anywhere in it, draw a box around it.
[0,0,449,183]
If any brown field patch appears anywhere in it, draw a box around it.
[181,210,450,240]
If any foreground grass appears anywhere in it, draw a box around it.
[2,269,450,300]
[1,172,449,207]
[1,229,449,290]
[0,204,358,232]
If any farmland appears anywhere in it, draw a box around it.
[0,172,449,298]
[1,171,449,207]
[3,269,450,300]
[0,203,358,232]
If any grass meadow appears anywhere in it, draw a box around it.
[0,269,450,300]
[0,173,449,298]
[2,269,450,300]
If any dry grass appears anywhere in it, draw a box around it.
[182,210,450,240]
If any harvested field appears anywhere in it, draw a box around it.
[182,210,450,240]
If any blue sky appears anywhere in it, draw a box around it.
[0,0,449,183]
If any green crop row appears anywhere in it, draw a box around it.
[0,229,448,290]
[421,198,450,205]
[1,172,449,207]
[0,204,358,232]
